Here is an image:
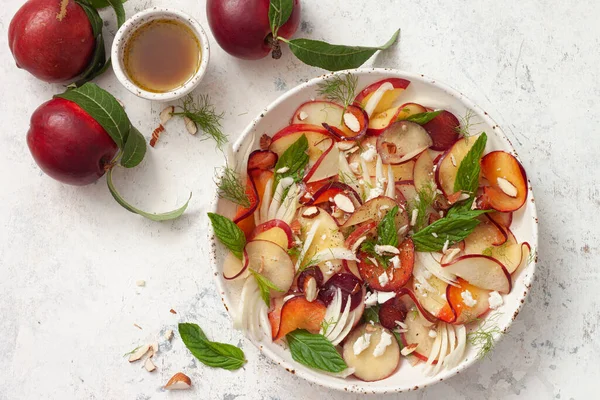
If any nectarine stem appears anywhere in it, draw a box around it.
[266,34,282,60]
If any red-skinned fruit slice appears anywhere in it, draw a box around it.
[303,136,339,183]
[367,103,427,136]
[463,217,508,254]
[249,219,294,249]
[291,101,357,138]
[413,149,440,192]
[446,278,490,324]
[234,169,273,236]
[442,255,512,293]
[480,151,528,212]
[342,323,401,382]
[435,136,476,200]
[322,105,368,141]
[376,121,433,164]
[317,273,363,311]
[401,308,437,363]
[343,259,363,281]
[487,211,513,229]
[486,227,530,274]
[341,196,408,233]
[303,181,362,207]
[223,250,249,280]
[395,180,418,204]
[270,123,330,142]
[347,136,416,180]
[274,297,327,340]
[422,110,460,151]
[247,150,278,170]
[268,296,287,339]
[354,78,411,114]
[245,240,295,296]
[412,274,456,324]
[344,220,377,251]
[379,296,407,330]
[358,238,415,292]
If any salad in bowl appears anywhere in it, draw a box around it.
[209,70,537,392]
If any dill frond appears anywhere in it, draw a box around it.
[317,73,359,110]
[123,345,142,357]
[467,312,503,359]
[172,94,228,149]
[214,166,250,208]
[407,182,437,231]
[320,317,338,335]
[527,247,536,264]
[298,255,321,273]
[455,109,483,139]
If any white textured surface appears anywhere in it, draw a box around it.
[0,0,598,399]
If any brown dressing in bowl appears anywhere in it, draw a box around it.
[123,19,201,93]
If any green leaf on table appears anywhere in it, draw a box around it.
[77,1,104,36]
[273,134,309,190]
[87,0,127,9]
[269,0,294,37]
[71,2,110,87]
[120,126,147,168]
[104,0,126,27]
[280,29,399,71]
[405,110,443,125]
[249,268,284,307]
[106,168,191,221]
[207,212,246,259]
[178,323,246,370]
[286,329,347,373]
[56,83,131,148]
[453,132,487,195]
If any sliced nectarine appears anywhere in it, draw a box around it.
[446,278,490,324]
[358,238,414,291]
[422,110,460,151]
[376,121,432,164]
[480,151,528,212]
[442,255,512,293]
[354,78,411,115]
[250,219,294,249]
[463,217,508,254]
[367,102,427,136]
[435,136,478,200]
[274,297,327,340]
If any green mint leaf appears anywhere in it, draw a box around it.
[412,208,489,252]
[273,134,309,190]
[178,323,246,370]
[249,269,285,307]
[207,213,246,259]
[106,169,191,221]
[405,110,443,125]
[453,133,487,194]
[377,205,399,247]
[280,29,399,71]
[361,304,380,324]
[269,0,294,37]
[286,329,347,373]
[56,83,130,148]
[120,126,147,168]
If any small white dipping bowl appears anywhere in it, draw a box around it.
[111,7,210,101]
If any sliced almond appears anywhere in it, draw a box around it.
[128,344,151,362]
[497,177,518,197]
[333,193,355,213]
[401,343,418,356]
[298,111,309,121]
[144,357,156,372]
[150,342,159,355]
[165,372,192,390]
[160,106,174,125]
[302,206,320,218]
[164,329,174,341]
[184,117,197,135]
[304,276,318,302]
[343,112,361,133]
[136,280,146,287]
[365,324,377,333]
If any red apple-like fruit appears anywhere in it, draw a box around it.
[27,98,118,186]
[8,0,96,83]
[206,0,301,60]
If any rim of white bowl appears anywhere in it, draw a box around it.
[111,7,210,102]
[208,68,538,394]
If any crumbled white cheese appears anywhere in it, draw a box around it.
[376,291,396,304]
[321,234,327,240]
[298,111,309,121]
[431,232,438,238]
[450,154,457,167]
[378,271,389,287]
[458,192,470,201]
[364,291,378,307]
[397,225,408,236]
[439,211,444,218]
[375,245,400,255]
[353,333,372,356]
[349,162,360,174]
[379,205,390,211]
[366,186,384,201]
[361,144,377,162]
[488,291,504,309]
[373,331,393,357]
[351,236,367,253]
[343,112,361,132]
[276,167,290,174]
[461,290,477,307]
[303,192,312,199]
[395,320,408,330]
[390,255,400,269]
[428,329,437,338]
[325,261,335,273]
[497,177,518,197]
[410,209,419,226]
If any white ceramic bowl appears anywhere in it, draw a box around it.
[111,7,210,101]
[209,69,538,394]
